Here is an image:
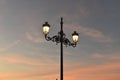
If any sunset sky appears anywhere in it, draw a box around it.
[0,0,120,80]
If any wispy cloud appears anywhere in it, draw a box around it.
[63,62,120,80]
[25,31,45,43]
[0,71,58,80]
[109,55,120,60]
[24,61,120,80]
[64,24,113,43]
[0,40,20,51]
[92,53,104,58]
[0,62,58,80]
[92,52,120,60]
[0,53,58,66]
[0,53,119,80]
[61,7,89,21]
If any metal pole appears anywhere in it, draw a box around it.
[60,17,63,80]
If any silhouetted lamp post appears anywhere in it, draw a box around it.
[42,17,79,80]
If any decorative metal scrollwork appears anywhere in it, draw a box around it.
[45,31,77,47]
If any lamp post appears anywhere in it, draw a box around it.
[42,17,79,80]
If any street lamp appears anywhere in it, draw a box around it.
[42,22,50,35]
[72,31,79,43]
[42,17,79,80]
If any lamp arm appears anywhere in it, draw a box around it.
[45,34,52,41]
[45,33,77,47]
[63,37,77,47]
[45,34,61,44]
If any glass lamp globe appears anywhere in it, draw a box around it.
[72,31,79,42]
[42,22,50,35]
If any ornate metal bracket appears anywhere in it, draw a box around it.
[44,31,77,47]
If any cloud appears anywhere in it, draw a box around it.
[92,53,104,58]
[0,70,58,80]
[109,55,120,60]
[0,40,20,51]
[25,31,45,43]
[0,57,59,80]
[107,51,120,60]
[0,55,38,65]
[0,55,119,80]
[22,62,120,80]
[64,24,113,43]
[0,53,59,79]
[61,7,89,21]
[63,62,120,80]
[91,52,120,60]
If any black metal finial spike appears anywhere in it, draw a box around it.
[61,17,63,22]
[60,17,63,25]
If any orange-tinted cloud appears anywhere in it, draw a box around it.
[92,53,104,58]
[63,62,120,80]
[25,32,45,43]
[92,52,120,60]
[64,24,113,43]
[0,60,119,80]
[0,65,59,79]
[35,62,120,80]
[0,40,20,51]
[0,55,39,65]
